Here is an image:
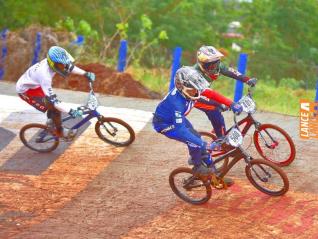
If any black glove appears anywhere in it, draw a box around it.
[218,104,229,112]
[85,72,96,82]
[246,78,257,87]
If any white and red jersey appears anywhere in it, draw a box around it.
[16,59,85,113]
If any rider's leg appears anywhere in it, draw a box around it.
[198,107,226,138]
[45,102,63,135]
[18,87,47,113]
[161,119,217,175]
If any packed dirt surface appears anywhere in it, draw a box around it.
[0,84,318,239]
[1,25,161,99]
[52,63,161,99]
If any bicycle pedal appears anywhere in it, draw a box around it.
[210,175,224,189]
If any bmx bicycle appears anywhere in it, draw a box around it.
[169,102,289,205]
[19,82,135,153]
[200,86,295,167]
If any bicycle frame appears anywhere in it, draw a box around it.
[62,109,102,130]
[225,113,260,137]
[213,145,252,179]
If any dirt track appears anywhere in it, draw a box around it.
[0,82,318,239]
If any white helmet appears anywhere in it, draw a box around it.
[174,66,209,100]
[197,45,224,75]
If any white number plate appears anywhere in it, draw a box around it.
[87,93,99,110]
[239,96,256,113]
[227,128,243,147]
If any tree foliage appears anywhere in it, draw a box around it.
[0,0,317,87]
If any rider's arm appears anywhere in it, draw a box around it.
[219,63,250,82]
[71,65,86,75]
[41,79,72,113]
[71,66,95,82]
[201,88,233,107]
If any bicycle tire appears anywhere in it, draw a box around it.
[19,123,59,153]
[169,167,212,205]
[95,117,135,147]
[253,124,296,166]
[245,159,289,196]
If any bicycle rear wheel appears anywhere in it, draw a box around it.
[253,124,296,166]
[169,167,212,205]
[95,117,135,147]
[245,159,289,196]
[19,123,59,153]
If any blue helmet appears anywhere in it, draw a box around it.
[47,46,75,77]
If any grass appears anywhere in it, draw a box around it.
[128,66,316,116]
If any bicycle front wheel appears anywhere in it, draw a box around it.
[169,167,212,205]
[253,124,296,166]
[245,159,289,196]
[95,117,135,147]
[19,123,59,153]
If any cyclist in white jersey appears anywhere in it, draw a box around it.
[16,46,95,138]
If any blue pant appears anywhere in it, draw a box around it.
[153,117,212,166]
[197,108,226,138]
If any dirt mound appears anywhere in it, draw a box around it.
[2,25,161,99]
[2,25,73,83]
[53,63,161,99]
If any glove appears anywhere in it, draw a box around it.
[85,72,96,82]
[246,78,257,87]
[217,104,229,112]
[230,102,243,115]
[69,108,83,118]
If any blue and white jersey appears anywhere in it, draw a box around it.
[154,88,194,127]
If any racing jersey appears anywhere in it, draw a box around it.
[193,63,250,107]
[193,62,250,83]
[16,59,84,113]
[153,88,194,131]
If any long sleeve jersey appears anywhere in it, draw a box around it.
[16,59,86,113]
[193,63,250,106]
[154,88,195,128]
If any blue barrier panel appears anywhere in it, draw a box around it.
[0,28,8,80]
[315,80,318,102]
[70,35,85,46]
[169,47,182,91]
[117,40,127,72]
[234,53,248,102]
[32,32,42,65]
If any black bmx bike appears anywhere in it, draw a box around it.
[169,105,289,205]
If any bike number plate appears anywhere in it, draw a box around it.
[239,96,256,113]
[228,128,243,147]
[87,92,99,110]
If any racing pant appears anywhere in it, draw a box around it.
[195,88,232,138]
[152,115,213,167]
[18,87,63,133]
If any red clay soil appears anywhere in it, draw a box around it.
[53,63,161,99]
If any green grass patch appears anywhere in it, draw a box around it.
[130,67,316,116]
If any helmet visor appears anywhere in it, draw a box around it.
[55,62,74,77]
[203,60,220,74]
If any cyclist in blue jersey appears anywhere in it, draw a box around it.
[152,66,220,176]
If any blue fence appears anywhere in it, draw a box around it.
[0,29,8,80]
[32,32,42,65]
[315,80,318,102]
[117,40,128,72]
[233,53,248,102]
[169,47,182,91]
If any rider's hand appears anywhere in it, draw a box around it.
[218,104,229,112]
[69,108,83,118]
[246,78,257,87]
[85,72,96,82]
[230,102,243,115]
